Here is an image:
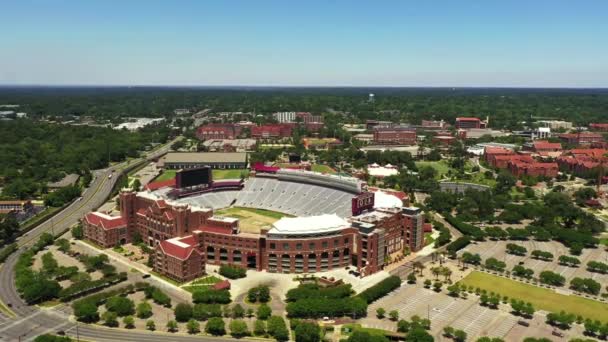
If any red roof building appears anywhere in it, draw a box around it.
[508,160,558,178]
[156,234,205,282]
[372,127,417,145]
[589,123,608,132]
[251,124,294,139]
[196,124,241,140]
[556,148,608,176]
[557,132,604,146]
[83,212,128,248]
[455,117,486,129]
[484,147,516,168]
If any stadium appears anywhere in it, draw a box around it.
[83,164,426,282]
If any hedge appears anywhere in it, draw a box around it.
[286,297,367,318]
[59,272,128,301]
[286,283,353,302]
[219,264,247,279]
[357,275,401,304]
[446,236,471,254]
[192,289,231,304]
[444,214,485,240]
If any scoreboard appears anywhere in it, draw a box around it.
[176,166,213,188]
[351,191,375,216]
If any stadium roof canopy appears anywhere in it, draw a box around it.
[269,214,350,236]
[373,191,403,209]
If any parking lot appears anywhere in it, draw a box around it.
[459,240,608,286]
[359,282,586,341]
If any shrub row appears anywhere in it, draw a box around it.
[192,289,231,304]
[357,275,401,304]
[444,214,485,240]
[286,283,352,302]
[446,236,471,255]
[219,264,247,279]
[0,243,18,263]
[286,297,367,319]
[59,272,127,301]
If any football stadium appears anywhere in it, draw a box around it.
[83,164,425,282]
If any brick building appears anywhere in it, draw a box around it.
[484,147,516,168]
[251,124,294,139]
[83,183,425,281]
[556,149,608,177]
[557,132,604,146]
[196,124,241,140]
[589,123,608,132]
[372,126,417,145]
[455,117,486,129]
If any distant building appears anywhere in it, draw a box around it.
[589,123,608,132]
[513,127,551,140]
[537,120,573,130]
[529,140,563,157]
[421,120,447,129]
[201,139,256,152]
[162,152,248,170]
[0,200,34,215]
[115,118,165,131]
[367,164,399,178]
[455,117,486,129]
[372,126,417,145]
[366,120,393,130]
[174,109,191,115]
[432,135,456,146]
[557,149,608,177]
[557,132,604,146]
[251,124,294,139]
[196,123,241,140]
[273,112,297,123]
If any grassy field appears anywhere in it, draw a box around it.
[214,207,291,233]
[155,169,176,181]
[415,160,450,179]
[312,164,336,174]
[458,271,608,323]
[182,275,222,293]
[424,232,435,246]
[212,169,248,180]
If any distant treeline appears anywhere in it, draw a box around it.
[0,120,171,199]
[1,86,608,128]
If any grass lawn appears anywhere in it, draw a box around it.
[341,323,393,337]
[458,271,608,323]
[214,207,292,233]
[155,169,176,181]
[454,172,497,187]
[415,160,450,179]
[212,169,248,180]
[312,164,336,174]
[424,233,435,246]
[190,275,222,286]
[599,238,608,246]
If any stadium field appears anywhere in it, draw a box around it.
[212,169,248,180]
[155,169,176,181]
[214,207,292,233]
[459,271,608,323]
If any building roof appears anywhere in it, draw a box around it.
[145,178,177,191]
[533,141,562,150]
[268,214,350,236]
[456,117,481,121]
[373,191,403,209]
[84,212,127,230]
[163,152,247,164]
[159,235,198,260]
[367,164,399,178]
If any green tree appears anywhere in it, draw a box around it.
[230,319,250,338]
[146,320,156,331]
[102,311,118,327]
[206,317,226,336]
[254,319,266,336]
[166,319,178,332]
[376,307,386,318]
[257,303,272,320]
[174,303,193,322]
[136,301,152,318]
[295,321,321,342]
[186,318,200,334]
[123,315,135,329]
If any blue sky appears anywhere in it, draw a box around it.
[1,0,607,87]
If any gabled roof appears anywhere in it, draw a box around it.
[84,212,127,230]
[158,235,199,260]
[533,141,562,150]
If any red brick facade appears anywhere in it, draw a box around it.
[83,188,425,282]
[196,124,241,140]
[372,127,417,145]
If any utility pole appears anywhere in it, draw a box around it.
[76,321,80,342]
